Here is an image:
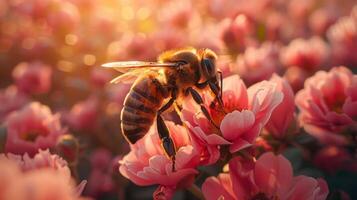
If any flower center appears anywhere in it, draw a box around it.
[209,98,240,126]
[20,130,48,142]
[209,106,226,126]
[324,94,346,114]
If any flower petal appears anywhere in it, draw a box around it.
[220,110,255,141]
[202,174,236,200]
[254,152,293,196]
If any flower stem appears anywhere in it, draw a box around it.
[187,184,204,200]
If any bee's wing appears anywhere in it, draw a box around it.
[110,69,148,84]
[102,61,177,73]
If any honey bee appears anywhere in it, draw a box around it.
[103,47,223,171]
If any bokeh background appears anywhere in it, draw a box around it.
[0,0,357,199]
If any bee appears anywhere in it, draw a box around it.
[102,47,223,171]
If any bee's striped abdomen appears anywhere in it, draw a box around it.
[121,76,168,144]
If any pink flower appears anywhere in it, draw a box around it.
[5,169,82,200]
[86,149,115,197]
[1,149,70,179]
[309,8,337,36]
[87,13,117,38]
[153,185,175,200]
[114,33,157,61]
[280,37,329,71]
[0,158,20,200]
[284,66,310,92]
[265,11,286,41]
[327,15,357,67]
[313,146,357,173]
[205,0,242,19]
[0,85,28,121]
[119,121,200,189]
[0,150,86,200]
[190,23,224,52]
[288,0,314,22]
[90,68,112,88]
[90,148,112,170]
[159,0,193,29]
[220,14,255,53]
[202,152,329,200]
[295,66,357,145]
[5,102,66,156]
[206,0,270,20]
[46,1,80,34]
[265,74,296,139]
[12,0,52,19]
[86,169,114,197]
[12,61,52,95]
[149,28,187,54]
[182,75,283,163]
[64,97,99,131]
[235,42,280,85]
[18,33,55,59]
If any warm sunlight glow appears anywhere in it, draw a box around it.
[0,0,356,199]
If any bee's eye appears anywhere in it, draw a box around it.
[202,58,214,75]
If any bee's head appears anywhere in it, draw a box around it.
[199,48,218,82]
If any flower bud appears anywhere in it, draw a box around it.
[284,66,310,92]
[220,14,254,53]
[153,186,175,200]
[56,134,79,164]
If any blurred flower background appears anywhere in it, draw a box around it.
[0,0,356,199]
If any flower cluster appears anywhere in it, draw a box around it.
[0,0,357,199]
[202,152,329,200]
[0,149,86,200]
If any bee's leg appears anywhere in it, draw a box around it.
[209,71,224,109]
[187,87,219,129]
[157,94,177,172]
[174,102,183,112]
[195,81,208,89]
[196,79,224,111]
[208,81,225,110]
